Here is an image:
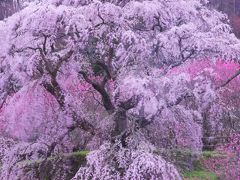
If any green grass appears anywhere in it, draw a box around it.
[184,170,218,180]
[183,153,219,180]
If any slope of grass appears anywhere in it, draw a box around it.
[184,170,218,180]
[183,150,223,180]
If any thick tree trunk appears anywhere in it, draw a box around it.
[202,106,217,151]
[110,108,128,147]
[112,108,127,137]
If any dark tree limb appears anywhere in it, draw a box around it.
[217,69,240,89]
[79,71,115,113]
[118,95,139,110]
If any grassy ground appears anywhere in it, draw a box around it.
[17,149,224,180]
[184,170,218,180]
[183,151,225,180]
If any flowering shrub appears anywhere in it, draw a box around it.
[0,136,16,160]
[73,143,182,180]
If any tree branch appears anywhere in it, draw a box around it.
[217,69,240,89]
[79,71,115,113]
